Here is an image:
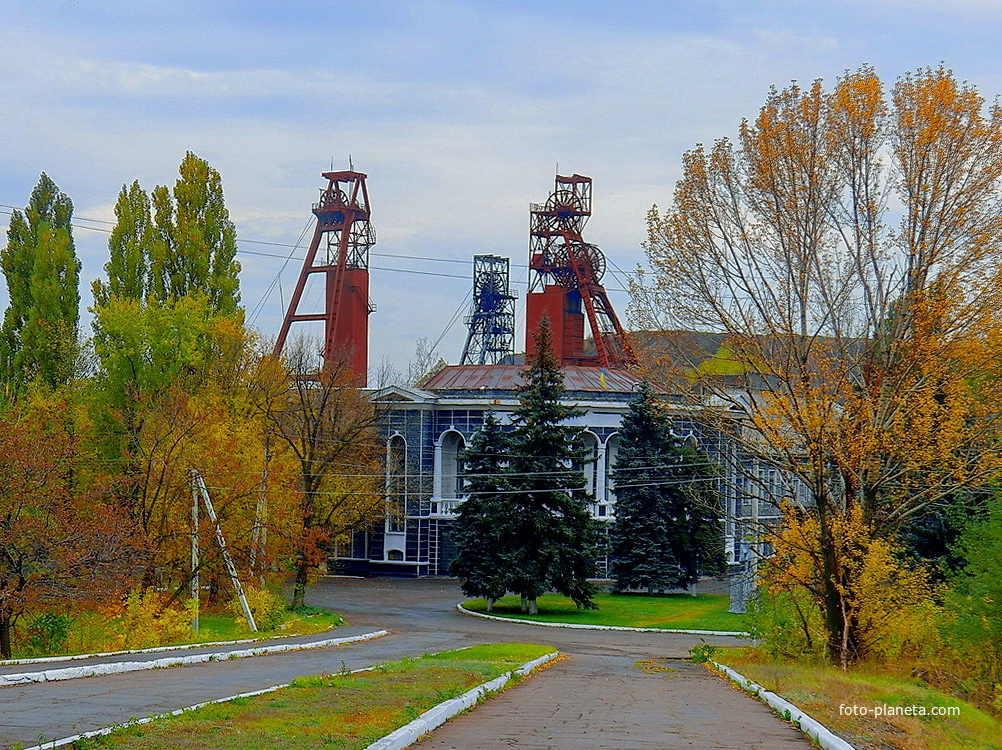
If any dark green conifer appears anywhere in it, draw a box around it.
[610,383,724,593]
[449,412,512,609]
[506,315,599,613]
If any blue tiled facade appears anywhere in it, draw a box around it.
[335,366,783,577]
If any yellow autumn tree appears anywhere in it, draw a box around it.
[249,341,383,609]
[637,65,1002,666]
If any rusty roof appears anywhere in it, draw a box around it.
[420,364,642,394]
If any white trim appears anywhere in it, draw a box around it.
[711,661,857,750]
[0,630,388,686]
[364,651,560,750]
[455,603,750,637]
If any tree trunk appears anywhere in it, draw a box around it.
[0,612,12,660]
[486,597,495,613]
[817,505,859,667]
[291,554,309,609]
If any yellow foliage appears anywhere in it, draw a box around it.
[231,585,287,631]
[103,589,197,651]
[763,504,941,661]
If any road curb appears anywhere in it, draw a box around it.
[0,629,388,687]
[710,661,856,750]
[364,651,560,750]
[456,603,750,637]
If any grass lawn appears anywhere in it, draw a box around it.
[7,607,344,661]
[72,643,555,749]
[462,591,745,632]
[716,647,1002,750]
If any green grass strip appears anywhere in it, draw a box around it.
[463,592,744,631]
[69,643,554,750]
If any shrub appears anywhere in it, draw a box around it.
[24,612,71,655]
[230,585,286,631]
[761,504,942,662]
[106,589,196,650]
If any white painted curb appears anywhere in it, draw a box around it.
[0,630,388,686]
[0,627,340,668]
[19,663,380,750]
[456,603,750,637]
[364,651,560,750]
[711,661,856,750]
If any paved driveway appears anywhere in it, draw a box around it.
[0,578,810,749]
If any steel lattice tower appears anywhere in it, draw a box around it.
[525,174,636,369]
[460,255,516,365]
[273,170,375,383]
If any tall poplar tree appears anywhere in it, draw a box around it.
[0,173,80,391]
[92,180,152,307]
[449,412,512,609]
[149,151,241,315]
[610,384,724,593]
[506,316,599,613]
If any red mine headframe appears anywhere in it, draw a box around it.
[525,174,636,370]
[273,170,375,384]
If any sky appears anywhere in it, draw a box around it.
[3,0,1002,374]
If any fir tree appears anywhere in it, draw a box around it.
[449,412,512,609]
[506,315,599,613]
[0,173,80,391]
[610,383,724,593]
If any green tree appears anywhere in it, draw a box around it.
[947,492,1002,709]
[92,180,152,307]
[506,316,599,613]
[449,412,512,609]
[610,383,724,593]
[1,173,80,392]
[149,152,241,315]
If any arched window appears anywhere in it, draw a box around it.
[386,435,406,533]
[440,431,466,499]
[605,433,620,503]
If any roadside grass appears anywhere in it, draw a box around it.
[463,592,744,631]
[70,643,555,750]
[716,647,1002,750]
[6,607,343,661]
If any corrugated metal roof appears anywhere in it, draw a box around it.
[421,364,642,394]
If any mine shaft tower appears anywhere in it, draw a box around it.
[273,170,375,384]
[525,174,636,369]
[460,254,517,365]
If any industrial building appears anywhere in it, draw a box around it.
[274,170,778,577]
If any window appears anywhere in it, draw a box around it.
[440,431,466,499]
[386,435,406,533]
[605,433,620,503]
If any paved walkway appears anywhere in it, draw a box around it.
[0,578,812,749]
[419,652,811,749]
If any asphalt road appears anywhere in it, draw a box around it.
[0,578,809,749]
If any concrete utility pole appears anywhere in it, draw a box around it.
[191,469,258,631]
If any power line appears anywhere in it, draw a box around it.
[0,206,635,293]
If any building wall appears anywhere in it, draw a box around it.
[336,384,792,577]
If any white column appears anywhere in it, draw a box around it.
[432,438,443,498]
[596,445,607,503]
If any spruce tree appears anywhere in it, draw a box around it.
[0,173,80,391]
[507,315,599,613]
[449,412,512,609]
[610,383,724,593]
